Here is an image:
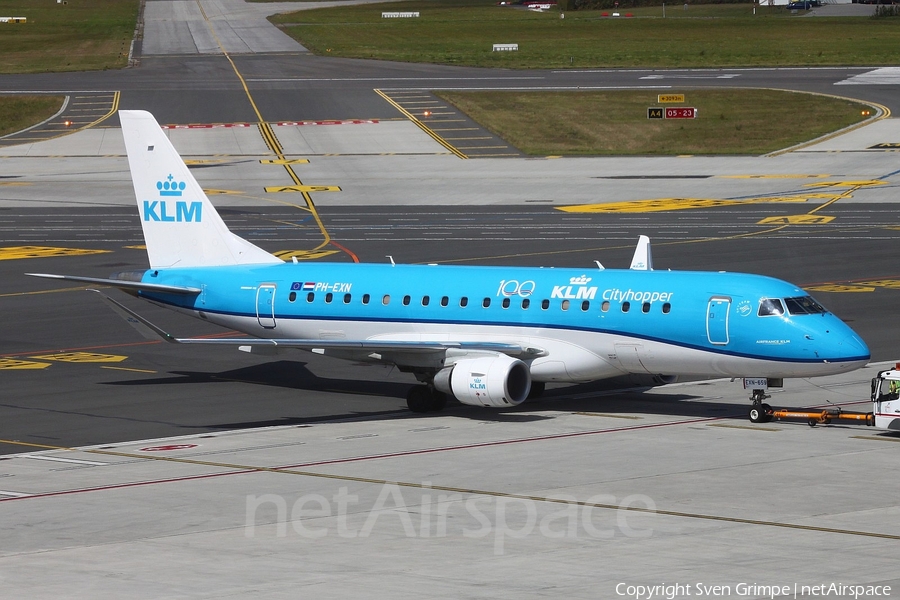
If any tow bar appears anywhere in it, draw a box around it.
[750,405,875,427]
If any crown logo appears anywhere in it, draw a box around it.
[569,275,591,285]
[157,174,185,197]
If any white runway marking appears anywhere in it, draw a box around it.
[26,456,107,466]
[836,67,900,85]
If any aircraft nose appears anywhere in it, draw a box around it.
[824,322,870,366]
[839,330,870,361]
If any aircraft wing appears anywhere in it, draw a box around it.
[27,273,202,295]
[93,291,546,358]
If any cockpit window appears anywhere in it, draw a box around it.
[784,296,827,315]
[757,298,785,317]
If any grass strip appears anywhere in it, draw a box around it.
[0,95,65,137]
[272,0,900,68]
[0,0,139,74]
[433,89,873,155]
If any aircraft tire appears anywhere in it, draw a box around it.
[749,405,766,423]
[429,390,448,412]
[407,386,432,413]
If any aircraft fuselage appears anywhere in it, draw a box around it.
[136,262,870,382]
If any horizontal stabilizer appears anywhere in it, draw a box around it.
[92,291,545,357]
[91,289,179,342]
[27,273,201,295]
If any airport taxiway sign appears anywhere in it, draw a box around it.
[665,107,697,119]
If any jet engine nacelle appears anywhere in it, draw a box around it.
[434,354,531,408]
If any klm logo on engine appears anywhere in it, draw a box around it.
[143,174,202,222]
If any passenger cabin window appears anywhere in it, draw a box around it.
[502,298,510,309]
[362,294,370,305]
[521,298,530,309]
[561,300,570,311]
[758,298,785,317]
[601,301,610,312]
[289,291,297,303]
[482,298,491,308]
[325,293,333,303]
[382,295,390,305]
[402,295,411,306]
[662,302,671,314]
[343,293,351,304]
[541,299,550,310]
[460,297,468,308]
[441,296,449,307]
[642,302,651,314]
[784,296,827,315]
[422,296,430,306]
[581,301,590,312]
[622,301,630,313]
[307,292,315,303]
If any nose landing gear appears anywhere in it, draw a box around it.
[748,388,773,423]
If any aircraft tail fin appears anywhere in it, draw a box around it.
[119,110,282,269]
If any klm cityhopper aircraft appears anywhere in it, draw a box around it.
[29,110,870,413]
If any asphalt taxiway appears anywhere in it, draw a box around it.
[2,0,900,597]
[1,364,898,598]
[2,199,899,451]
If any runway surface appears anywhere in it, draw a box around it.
[2,1,900,597]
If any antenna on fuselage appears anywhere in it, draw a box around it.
[629,235,653,271]
[386,255,395,266]
[594,260,605,270]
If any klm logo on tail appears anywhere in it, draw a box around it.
[143,174,202,222]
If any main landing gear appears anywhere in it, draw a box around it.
[748,388,773,424]
[407,385,448,413]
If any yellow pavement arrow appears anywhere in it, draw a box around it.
[265,185,341,193]
[757,215,835,225]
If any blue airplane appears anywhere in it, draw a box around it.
[28,110,870,416]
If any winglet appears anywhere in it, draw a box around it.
[629,235,653,271]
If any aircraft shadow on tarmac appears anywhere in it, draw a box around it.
[102,359,410,397]
[99,360,748,428]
